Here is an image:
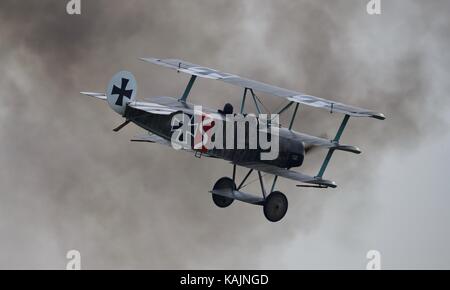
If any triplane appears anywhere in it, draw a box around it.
[82,58,385,222]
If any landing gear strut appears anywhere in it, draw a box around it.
[211,172,289,222]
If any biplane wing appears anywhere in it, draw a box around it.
[140,58,385,120]
[236,162,337,188]
[281,128,361,154]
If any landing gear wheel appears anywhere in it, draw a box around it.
[212,177,235,208]
[263,191,288,222]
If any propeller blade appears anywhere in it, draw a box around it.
[305,144,321,154]
[305,134,329,154]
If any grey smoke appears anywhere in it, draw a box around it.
[0,0,449,269]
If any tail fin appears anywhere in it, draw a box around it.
[106,71,137,115]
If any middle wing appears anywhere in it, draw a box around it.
[283,128,362,154]
[141,58,385,120]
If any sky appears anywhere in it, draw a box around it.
[0,0,449,269]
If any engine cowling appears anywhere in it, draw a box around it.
[266,136,305,169]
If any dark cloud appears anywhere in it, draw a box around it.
[0,0,449,269]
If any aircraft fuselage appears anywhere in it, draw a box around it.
[124,96,305,169]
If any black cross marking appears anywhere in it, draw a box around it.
[112,78,132,106]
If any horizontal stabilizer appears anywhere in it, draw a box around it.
[80,92,107,100]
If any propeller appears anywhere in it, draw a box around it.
[304,134,329,155]
[305,144,319,154]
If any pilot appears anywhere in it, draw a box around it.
[218,103,233,115]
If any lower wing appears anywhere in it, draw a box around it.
[236,162,337,188]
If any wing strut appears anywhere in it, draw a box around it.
[237,169,254,190]
[250,89,263,114]
[240,88,248,113]
[276,101,294,115]
[180,75,197,103]
[257,171,267,199]
[288,103,300,130]
[240,87,265,114]
[316,114,350,178]
[265,102,298,191]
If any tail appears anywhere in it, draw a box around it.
[106,71,137,115]
[81,71,137,116]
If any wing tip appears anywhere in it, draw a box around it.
[312,178,337,188]
[298,178,337,188]
[371,112,386,120]
[334,145,362,154]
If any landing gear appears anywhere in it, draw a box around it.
[263,191,288,222]
[211,171,288,222]
[211,177,235,208]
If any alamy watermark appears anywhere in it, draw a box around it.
[170,106,280,160]
[66,0,81,15]
[66,249,81,270]
[65,1,382,17]
[63,249,381,269]
[366,0,381,15]
[366,250,381,270]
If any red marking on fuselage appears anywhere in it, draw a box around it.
[194,114,215,153]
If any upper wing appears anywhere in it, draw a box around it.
[236,162,337,188]
[140,58,385,120]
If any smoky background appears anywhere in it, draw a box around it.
[0,0,449,269]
